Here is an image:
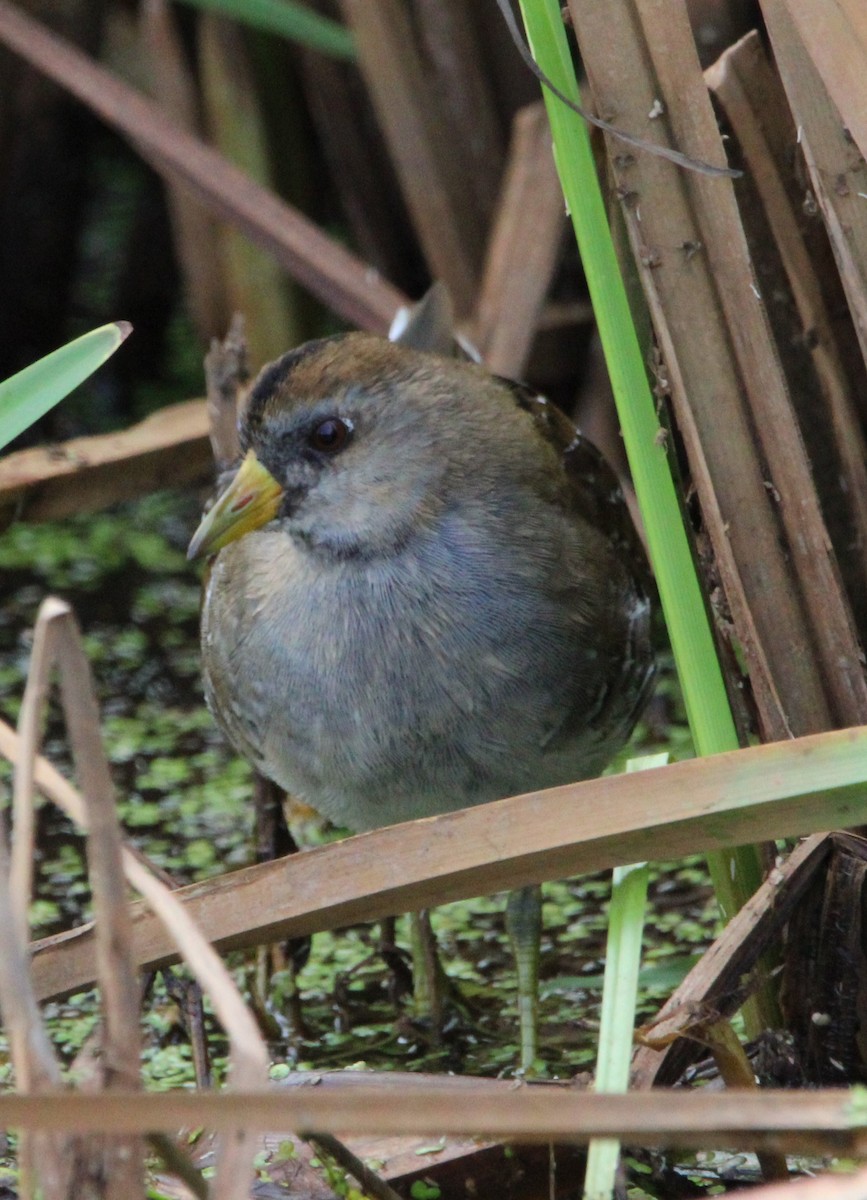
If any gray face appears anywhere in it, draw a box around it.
[237,332,555,559]
[247,386,444,558]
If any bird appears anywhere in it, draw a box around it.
[188,302,655,1071]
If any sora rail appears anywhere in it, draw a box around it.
[188,328,655,1069]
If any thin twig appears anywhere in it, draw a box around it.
[204,314,247,474]
[3,602,75,1197]
[10,600,60,946]
[494,0,741,178]
[691,1016,789,1184]
[53,605,142,1089]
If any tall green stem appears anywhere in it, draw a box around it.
[517,1,765,939]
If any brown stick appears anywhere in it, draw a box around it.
[26,725,867,1005]
[631,833,832,1089]
[0,817,70,1198]
[706,32,867,612]
[303,1132,404,1200]
[204,315,247,473]
[780,0,867,164]
[690,1018,789,1183]
[53,605,141,1083]
[412,0,505,226]
[760,0,867,376]
[0,1082,864,1154]
[0,398,213,525]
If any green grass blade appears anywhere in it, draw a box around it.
[516,0,764,927]
[172,0,355,60]
[583,755,662,1200]
[0,322,131,453]
[583,861,649,1200]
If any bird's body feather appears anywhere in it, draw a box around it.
[196,333,654,832]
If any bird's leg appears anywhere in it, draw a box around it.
[505,884,543,1074]
[408,909,448,1035]
[253,776,309,1038]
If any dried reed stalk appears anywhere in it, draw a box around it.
[0,822,70,1198]
[204,314,246,473]
[631,833,831,1089]
[412,0,505,226]
[0,398,214,524]
[706,31,867,611]
[339,0,483,314]
[9,598,141,1197]
[27,723,867,1005]
[0,1082,864,1155]
[760,0,867,372]
[198,11,302,365]
[471,101,565,378]
[567,0,867,738]
[3,598,273,1200]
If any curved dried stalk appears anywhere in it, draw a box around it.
[6,597,271,1200]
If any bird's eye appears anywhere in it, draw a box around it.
[309,417,351,454]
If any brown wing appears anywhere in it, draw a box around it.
[500,376,657,756]
[498,376,653,595]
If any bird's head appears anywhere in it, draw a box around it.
[187,332,524,562]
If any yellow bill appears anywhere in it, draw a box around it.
[187,449,284,560]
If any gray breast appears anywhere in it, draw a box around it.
[202,499,651,832]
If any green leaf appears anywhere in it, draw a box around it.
[414,1138,447,1156]
[0,322,131,452]
[173,0,355,60]
[410,1182,442,1200]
